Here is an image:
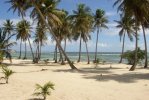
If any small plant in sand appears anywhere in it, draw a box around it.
[0,52,4,64]
[1,67,14,84]
[94,58,100,68]
[33,81,55,100]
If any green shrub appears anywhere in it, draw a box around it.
[122,48,145,65]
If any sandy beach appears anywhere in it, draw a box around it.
[0,59,148,100]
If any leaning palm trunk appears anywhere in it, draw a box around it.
[94,28,99,62]
[58,41,65,65]
[142,24,148,68]
[58,47,65,65]
[129,30,138,71]
[64,38,67,61]
[85,41,90,64]
[119,33,125,63]
[33,3,77,70]
[77,36,82,62]
[54,44,58,63]
[27,37,35,60]
[18,39,22,59]
[23,41,27,59]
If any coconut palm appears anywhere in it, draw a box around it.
[6,0,28,19]
[69,4,93,64]
[34,24,47,60]
[7,0,35,60]
[7,0,77,70]
[30,0,78,69]
[16,20,34,59]
[3,20,14,51]
[115,15,134,63]
[33,81,54,100]
[51,10,72,64]
[94,9,108,62]
[1,67,14,84]
[114,0,149,70]
[0,28,16,50]
[3,19,14,38]
[60,10,72,61]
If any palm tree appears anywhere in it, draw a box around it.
[69,4,93,64]
[7,0,35,60]
[0,28,16,50]
[34,24,47,60]
[3,19,14,40]
[16,20,34,60]
[7,0,78,70]
[33,81,54,100]
[30,0,78,69]
[115,15,134,63]
[93,9,108,62]
[1,67,14,84]
[114,0,149,71]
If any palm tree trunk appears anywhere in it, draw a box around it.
[33,3,78,70]
[24,41,27,59]
[35,45,38,58]
[119,33,125,63]
[142,24,148,68]
[27,37,35,60]
[129,30,138,71]
[94,28,99,62]
[37,41,40,59]
[64,38,67,61]
[58,45,65,65]
[85,41,90,64]
[77,36,82,63]
[39,42,42,59]
[18,39,22,59]
[53,44,56,60]
[54,44,58,63]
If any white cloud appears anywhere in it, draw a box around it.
[106,11,117,17]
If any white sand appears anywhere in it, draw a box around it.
[0,59,149,100]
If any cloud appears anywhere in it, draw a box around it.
[106,11,117,17]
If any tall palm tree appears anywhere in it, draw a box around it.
[16,20,34,59]
[114,0,149,71]
[3,20,14,50]
[69,4,93,64]
[0,28,16,61]
[94,9,108,62]
[7,0,34,60]
[115,15,134,63]
[0,28,16,50]
[7,0,78,70]
[34,24,47,60]
[30,0,78,69]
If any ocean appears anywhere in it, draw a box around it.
[11,51,122,63]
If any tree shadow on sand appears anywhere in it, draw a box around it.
[53,66,149,83]
[28,98,43,100]
[82,72,149,83]
[53,66,121,74]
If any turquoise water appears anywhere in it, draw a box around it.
[11,52,121,63]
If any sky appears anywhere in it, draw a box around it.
[0,0,149,52]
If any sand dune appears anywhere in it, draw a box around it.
[0,59,149,100]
